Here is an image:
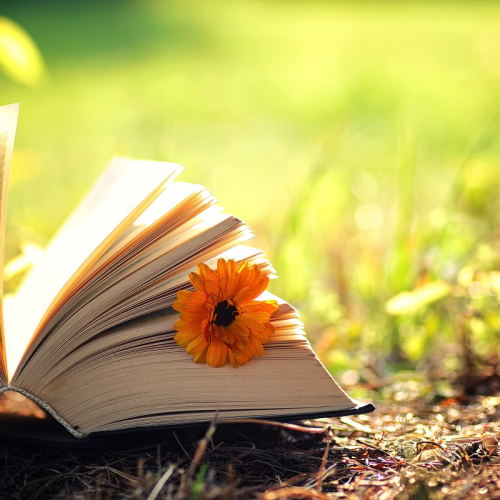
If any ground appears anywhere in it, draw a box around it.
[1,385,499,500]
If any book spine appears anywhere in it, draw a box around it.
[0,386,86,438]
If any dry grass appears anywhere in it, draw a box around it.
[1,386,500,500]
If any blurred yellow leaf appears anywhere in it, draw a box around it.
[457,265,475,287]
[4,242,45,282]
[385,281,452,316]
[0,17,45,86]
[476,270,500,297]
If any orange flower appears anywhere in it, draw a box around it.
[173,259,278,368]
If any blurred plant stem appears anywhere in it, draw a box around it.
[386,121,417,363]
[453,311,476,377]
[450,109,500,211]
[272,129,342,301]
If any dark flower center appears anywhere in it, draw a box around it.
[213,300,238,327]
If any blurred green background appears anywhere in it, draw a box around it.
[2,0,500,394]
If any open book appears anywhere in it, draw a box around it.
[0,104,373,441]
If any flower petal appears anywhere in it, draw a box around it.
[227,259,237,274]
[186,334,208,355]
[225,272,240,297]
[246,276,269,300]
[199,263,219,285]
[233,286,254,304]
[174,329,202,347]
[238,313,266,331]
[205,279,219,297]
[189,272,206,293]
[193,348,208,364]
[191,290,208,305]
[228,350,239,368]
[177,290,192,302]
[217,258,228,277]
[240,311,271,323]
[207,341,227,367]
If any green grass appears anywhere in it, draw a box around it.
[2,0,500,380]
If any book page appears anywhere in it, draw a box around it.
[12,299,355,435]
[5,157,182,379]
[10,217,251,387]
[18,187,217,361]
[0,104,19,384]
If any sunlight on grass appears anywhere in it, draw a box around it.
[2,0,500,381]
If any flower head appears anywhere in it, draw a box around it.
[173,258,278,368]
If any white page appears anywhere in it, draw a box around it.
[5,157,182,378]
